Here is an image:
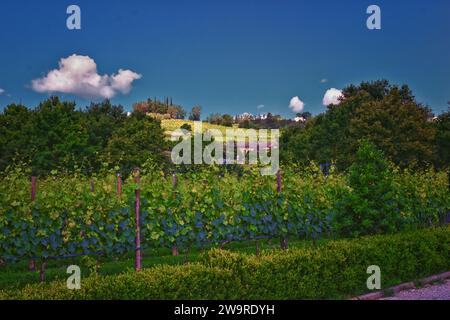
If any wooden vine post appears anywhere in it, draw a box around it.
[29,176,37,272]
[171,171,179,256]
[117,173,122,197]
[134,168,142,271]
[31,176,37,201]
[277,170,288,250]
[30,176,47,281]
[39,260,47,282]
[276,169,282,193]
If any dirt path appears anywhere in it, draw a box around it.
[382,279,450,300]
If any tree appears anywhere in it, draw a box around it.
[102,112,168,175]
[132,101,150,113]
[82,100,127,171]
[335,140,400,237]
[282,80,437,169]
[189,106,201,121]
[221,114,234,127]
[0,104,34,171]
[347,83,436,168]
[296,112,312,120]
[434,107,450,169]
[206,113,223,125]
[239,119,251,129]
[132,97,186,119]
[30,98,90,174]
[167,105,186,119]
[0,97,171,175]
[180,123,192,132]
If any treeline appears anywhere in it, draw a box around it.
[133,97,185,119]
[0,97,168,175]
[281,80,450,170]
[131,97,305,129]
[237,112,306,129]
[204,112,308,129]
[0,80,448,176]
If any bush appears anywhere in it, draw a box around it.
[335,140,399,237]
[334,140,449,237]
[0,264,242,300]
[180,123,192,132]
[1,226,448,300]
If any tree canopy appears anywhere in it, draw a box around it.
[0,97,168,175]
[0,80,448,176]
[282,80,441,170]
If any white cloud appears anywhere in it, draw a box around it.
[289,96,305,113]
[323,88,344,106]
[31,54,142,99]
[320,78,328,83]
[0,88,5,95]
[256,104,265,109]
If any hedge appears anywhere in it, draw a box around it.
[1,226,449,300]
[201,226,450,299]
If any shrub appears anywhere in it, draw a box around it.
[180,123,192,132]
[335,140,400,237]
[0,264,242,300]
[202,226,449,299]
[1,226,448,300]
[394,167,450,228]
[334,140,449,238]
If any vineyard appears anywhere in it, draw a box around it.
[1,157,449,277]
[1,0,450,303]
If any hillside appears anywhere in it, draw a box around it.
[161,119,239,140]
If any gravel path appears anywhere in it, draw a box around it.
[382,279,450,300]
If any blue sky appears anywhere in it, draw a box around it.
[0,0,449,118]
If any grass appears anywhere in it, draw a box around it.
[0,237,328,290]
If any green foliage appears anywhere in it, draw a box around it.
[336,140,399,237]
[0,97,168,175]
[237,112,299,130]
[0,165,126,262]
[133,97,186,119]
[1,161,448,264]
[102,111,168,175]
[434,108,450,169]
[393,167,450,227]
[180,123,192,132]
[334,140,449,237]
[202,227,450,299]
[206,113,234,127]
[189,106,201,121]
[1,226,448,300]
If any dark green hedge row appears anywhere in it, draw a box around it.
[201,226,450,299]
[1,226,449,300]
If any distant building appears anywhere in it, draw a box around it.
[257,113,268,120]
[294,116,306,122]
